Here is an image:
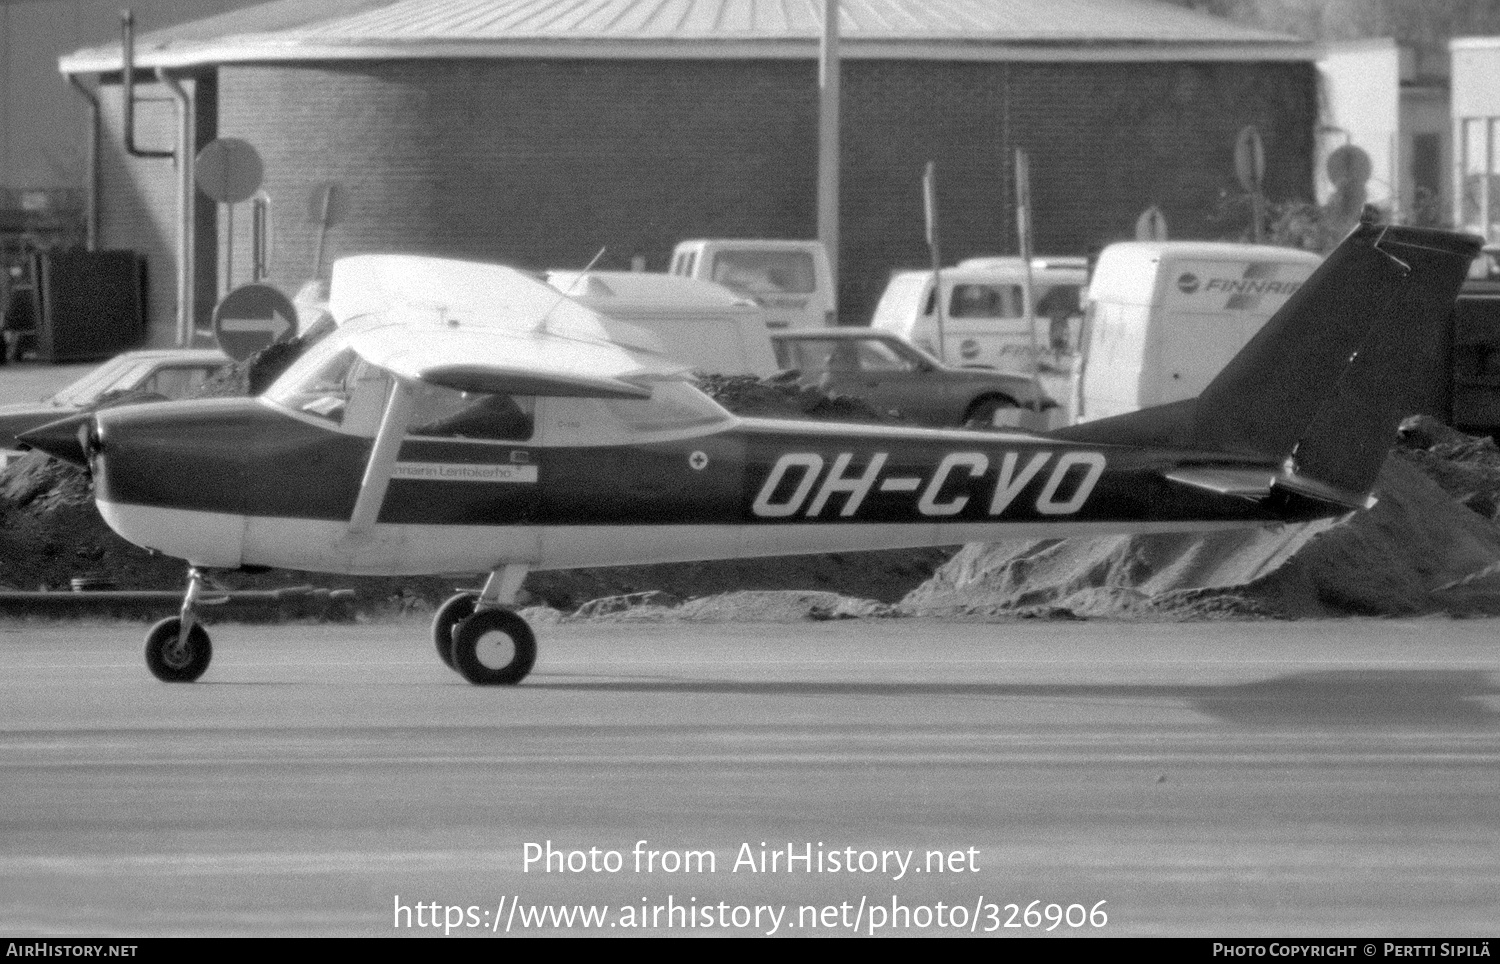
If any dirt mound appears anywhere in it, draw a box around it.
[904,439,1500,619]
[550,589,897,623]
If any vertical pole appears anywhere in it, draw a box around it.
[1454,119,1467,233]
[225,202,234,294]
[817,0,840,293]
[65,77,99,251]
[1488,119,1497,242]
[156,69,194,346]
[923,160,946,362]
[1015,148,1044,399]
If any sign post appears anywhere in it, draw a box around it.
[196,138,266,293]
[1235,126,1266,244]
[1015,148,1044,386]
[923,160,947,361]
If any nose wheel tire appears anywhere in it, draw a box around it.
[144,617,212,683]
[431,592,479,669]
[450,609,536,686]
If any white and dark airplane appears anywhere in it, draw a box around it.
[20,221,1480,686]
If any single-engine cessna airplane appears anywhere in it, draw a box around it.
[21,221,1479,686]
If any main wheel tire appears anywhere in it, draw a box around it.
[450,609,537,686]
[431,592,479,669]
[144,617,212,683]
[963,395,1021,429]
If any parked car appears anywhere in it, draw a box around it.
[769,329,1055,429]
[0,348,230,454]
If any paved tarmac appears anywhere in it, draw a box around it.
[1,616,1496,937]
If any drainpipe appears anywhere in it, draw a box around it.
[156,68,195,347]
[65,75,99,251]
[121,11,172,160]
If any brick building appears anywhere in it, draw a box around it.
[58,0,1318,344]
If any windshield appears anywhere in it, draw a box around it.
[711,251,816,295]
[263,337,381,425]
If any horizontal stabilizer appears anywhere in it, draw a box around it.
[1164,467,1274,501]
[1269,472,1376,512]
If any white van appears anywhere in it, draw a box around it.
[546,270,779,377]
[668,239,836,329]
[869,257,1089,373]
[1076,241,1323,423]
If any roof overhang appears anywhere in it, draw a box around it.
[60,37,1317,75]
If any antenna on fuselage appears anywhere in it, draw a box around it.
[537,246,608,334]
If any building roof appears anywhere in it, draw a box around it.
[60,0,1312,73]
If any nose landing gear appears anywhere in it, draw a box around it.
[144,568,225,682]
[433,564,535,686]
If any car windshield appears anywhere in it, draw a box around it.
[946,283,1025,319]
[49,357,147,407]
[138,364,220,399]
[711,251,816,295]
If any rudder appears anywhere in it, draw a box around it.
[1191,221,1480,504]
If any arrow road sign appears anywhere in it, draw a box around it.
[213,283,297,362]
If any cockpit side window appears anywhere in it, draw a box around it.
[545,381,730,445]
[407,383,535,441]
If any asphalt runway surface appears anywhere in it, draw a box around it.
[1,616,1497,937]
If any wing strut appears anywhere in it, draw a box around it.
[348,379,415,533]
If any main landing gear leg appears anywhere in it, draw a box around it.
[439,564,536,686]
[144,567,219,683]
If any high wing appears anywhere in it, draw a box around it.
[329,254,691,399]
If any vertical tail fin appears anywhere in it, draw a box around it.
[1191,222,1479,503]
[1055,221,1480,507]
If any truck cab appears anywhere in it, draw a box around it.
[869,257,1088,374]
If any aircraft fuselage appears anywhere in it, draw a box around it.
[89,395,1311,576]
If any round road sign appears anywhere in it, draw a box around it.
[196,138,264,204]
[1325,144,1373,188]
[1135,205,1168,241]
[213,283,297,362]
